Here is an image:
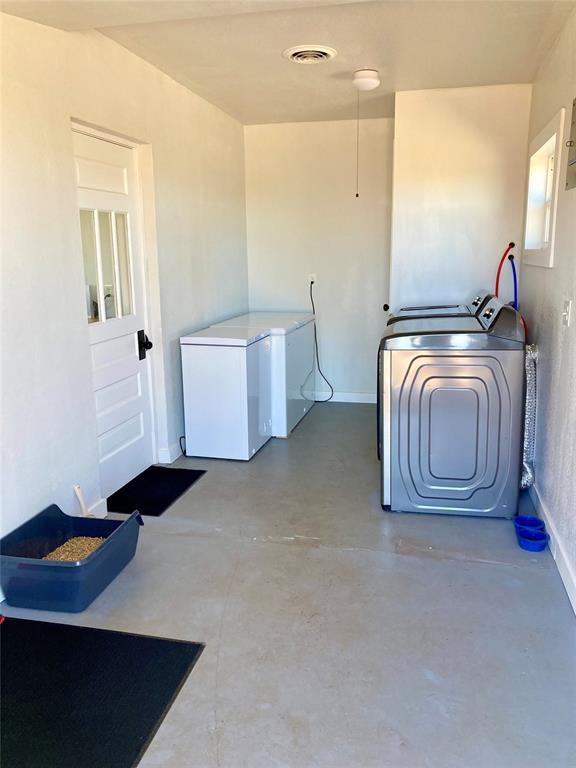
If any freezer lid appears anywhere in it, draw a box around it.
[180,326,270,347]
[213,312,314,334]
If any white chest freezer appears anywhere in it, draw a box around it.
[211,312,315,437]
[180,327,272,460]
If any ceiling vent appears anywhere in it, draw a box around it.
[283,45,337,64]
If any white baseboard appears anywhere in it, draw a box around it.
[315,391,376,404]
[530,484,576,616]
[157,441,183,465]
[88,497,108,518]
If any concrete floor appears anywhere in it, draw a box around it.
[4,404,576,768]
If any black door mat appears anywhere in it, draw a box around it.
[107,465,206,516]
[0,617,204,768]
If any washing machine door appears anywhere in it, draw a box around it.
[387,289,493,324]
[389,348,524,517]
[387,303,469,324]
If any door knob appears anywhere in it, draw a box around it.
[137,330,153,360]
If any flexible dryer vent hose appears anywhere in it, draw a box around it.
[521,345,538,489]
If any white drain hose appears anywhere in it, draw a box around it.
[521,345,538,489]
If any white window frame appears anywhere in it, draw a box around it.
[523,108,565,269]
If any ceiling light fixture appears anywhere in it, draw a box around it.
[352,69,381,198]
[352,69,381,91]
[282,45,337,64]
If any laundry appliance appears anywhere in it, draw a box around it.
[388,289,493,322]
[378,297,525,517]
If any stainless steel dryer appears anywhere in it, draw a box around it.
[378,297,525,518]
[388,289,493,323]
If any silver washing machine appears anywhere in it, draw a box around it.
[378,297,525,518]
[388,289,493,323]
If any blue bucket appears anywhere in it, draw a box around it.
[514,515,545,533]
[516,528,549,552]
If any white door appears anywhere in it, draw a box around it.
[73,130,154,498]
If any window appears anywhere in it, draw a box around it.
[523,108,565,268]
[79,209,133,323]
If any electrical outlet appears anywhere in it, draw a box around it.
[562,299,572,328]
[308,273,317,285]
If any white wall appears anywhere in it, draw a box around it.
[522,11,576,612]
[0,13,248,535]
[390,85,532,308]
[245,119,393,401]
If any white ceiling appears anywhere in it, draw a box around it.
[0,0,376,30]
[3,0,574,124]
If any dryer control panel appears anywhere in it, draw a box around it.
[468,289,493,312]
[479,297,505,327]
[483,306,496,321]
[478,297,525,343]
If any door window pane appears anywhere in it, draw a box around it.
[115,213,133,316]
[98,212,118,319]
[80,210,99,323]
[79,208,135,324]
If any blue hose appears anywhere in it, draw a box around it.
[509,255,518,310]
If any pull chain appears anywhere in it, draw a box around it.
[355,90,360,198]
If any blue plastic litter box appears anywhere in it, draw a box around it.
[0,505,143,612]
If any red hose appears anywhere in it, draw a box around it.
[494,241,527,339]
[495,242,515,297]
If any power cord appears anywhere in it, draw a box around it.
[309,280,334,402]
[179,435,186,455]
